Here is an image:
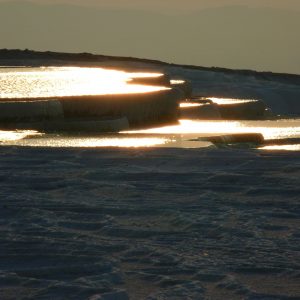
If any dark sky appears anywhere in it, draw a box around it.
[1,0,299,74]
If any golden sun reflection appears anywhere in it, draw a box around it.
[0,131,214,149]
[0,67,169,99]
[128,72,164,78]
[75,137,169,148]
[180,103,203,108]
[170,79,185,84]
[259,144,300,151]
[125,119,300,140]
[0,130,42,142]
[0,135,170,148]
[207,97,257,105]
[1,119,299,149]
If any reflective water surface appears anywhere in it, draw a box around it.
[126,119,300,140]
[1,119,299,150]
[180,103,204,108]
[0,67,168,98]
[0,67,299,150]
[207,97,257,105]
[0,130,42,141]
[259,144,300,151]
[0,131,212,148]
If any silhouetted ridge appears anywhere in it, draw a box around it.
[1,49,300,85]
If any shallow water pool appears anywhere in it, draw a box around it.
[1,119,299,150]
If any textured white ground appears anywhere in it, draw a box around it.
[0,147,299,300]
[0,63,300,299]
[164,65,300,117]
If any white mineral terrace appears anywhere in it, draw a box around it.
[0,67,182,128]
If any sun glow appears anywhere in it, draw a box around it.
[0,67,169,99]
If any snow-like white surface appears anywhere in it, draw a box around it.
[165,66,300,116]
[0,147,299,299]
[0,63,300,299]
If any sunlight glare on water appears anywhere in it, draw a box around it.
[0,130,42,142]
[179,103,203,108]
[0,132,170,148]
[259,144,300,151]
[170,79,185,84]
[0,67,169,98]
[0,130,212,149]
[207,97,257,105]
[1,118,300,149]
[0,66,299,150]
[125,119,300,140]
